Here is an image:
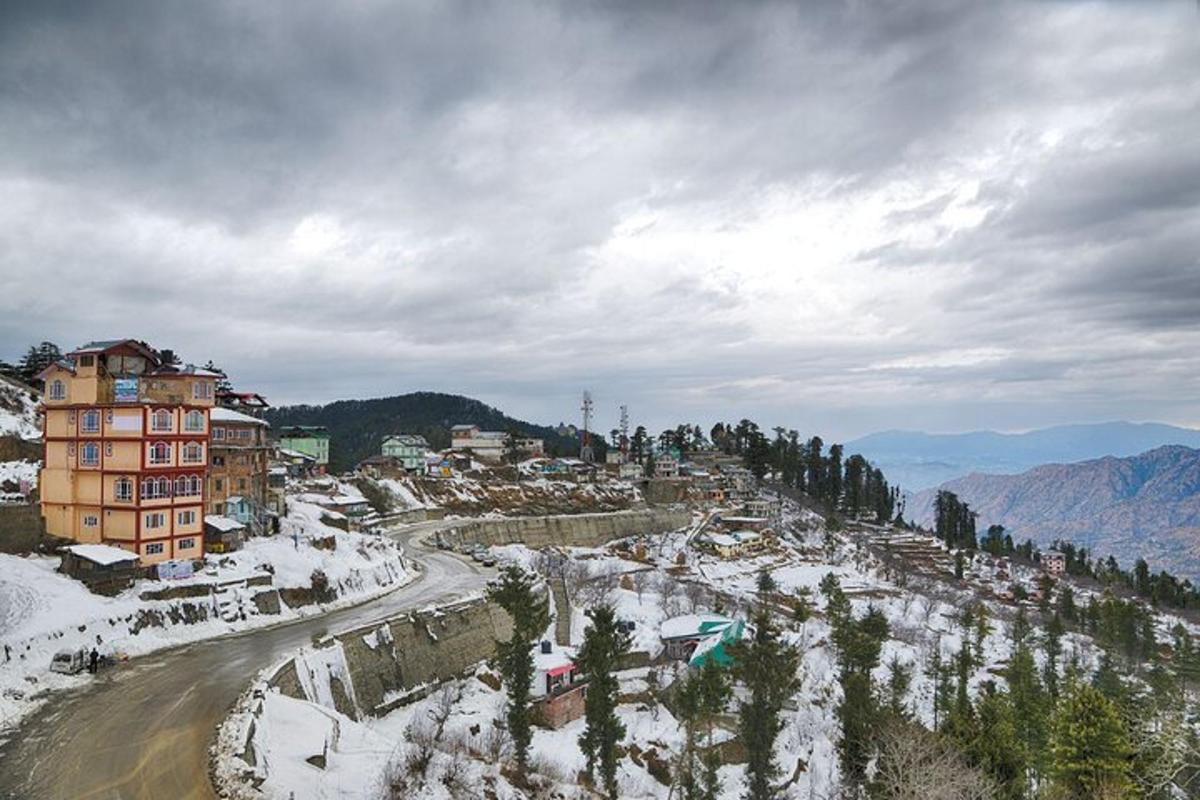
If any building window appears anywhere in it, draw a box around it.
[189,474,202,496]
[193,380,213,400]
[49,380,66,400]
[79,355,94,367]
[145,512,166,530]
[212,455,225,467]
[141,478,172,500]
[215,479,223,492]
[81,409,100,433]
[182,441,203,464]
[145,542,164,555]
[83,515,98,527]
[184,410,204,432]
[177,510,196,526]
[178,538,196,550]
[81,442,100,466]
[149,441,171,464]
[213,427,226,441]
[238,478,247,490]
[174,476,189,497]
[114,477,133,502]
[151,409,172,432]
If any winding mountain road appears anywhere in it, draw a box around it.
[0,519,486,800]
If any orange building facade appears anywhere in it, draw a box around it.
[39,340,218,565]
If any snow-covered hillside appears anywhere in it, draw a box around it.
[217,500,1164,800]
[0,377,39,441]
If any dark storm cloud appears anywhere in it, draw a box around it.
[0,0,1197,438]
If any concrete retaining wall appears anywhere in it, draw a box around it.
[446,508,691,550]
[270,597,512,720]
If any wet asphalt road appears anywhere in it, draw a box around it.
[0,519,486,800]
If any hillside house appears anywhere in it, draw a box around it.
[380,434,430,471]
[618,462,642,480]
[448,424,544,463]
[704,530,763,558]
[204,514,246,553]
[38,339,217,565]
[531,641,587,729]
[717,515,770,533]
[660,614,743,667]
[276,448,318,478]
[654,455,679,478]
[1042,550,1066,577]
[59,543,141,595]
[277,427,330,474]
[209,406,272,535]
[319,494,370,519]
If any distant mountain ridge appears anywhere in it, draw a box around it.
[910,445,1200,577]
[847,421,1200,490]
[263,391,582,472]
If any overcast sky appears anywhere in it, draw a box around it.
[1,1,1197,440]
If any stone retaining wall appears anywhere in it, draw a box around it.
[446,508,691,550]
[270,596,512,720]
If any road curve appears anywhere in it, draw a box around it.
[0,519,486,800]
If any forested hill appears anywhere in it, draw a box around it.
[910,445,1200,577]
[263,392,581,472]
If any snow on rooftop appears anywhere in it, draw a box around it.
[204,515,245,532]
[660,613,733,640]
[210,407,269,426]
[63,544,139,565]
[533,643,576,674]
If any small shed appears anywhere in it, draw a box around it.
[60,544,140,595]
[204,514,247,553]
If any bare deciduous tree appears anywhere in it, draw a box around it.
[873,721,995,800]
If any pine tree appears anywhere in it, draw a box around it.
[486,565,551,777]
[731,605,800,800]
[576,605,629,799]
[1006,639,1049,788]
[697,658,730,800]
[1048,680,1133,798]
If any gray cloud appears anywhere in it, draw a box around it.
[1,0,1198,440]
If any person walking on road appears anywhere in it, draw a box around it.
[88,648,99,674]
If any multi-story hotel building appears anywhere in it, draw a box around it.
[38,340,218,564]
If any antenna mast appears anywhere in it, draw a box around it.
[580,390,595,463]
[619,405,629,462]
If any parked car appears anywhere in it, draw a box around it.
[50,648,87,675]
[481,555,497,567]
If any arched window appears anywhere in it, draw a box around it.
[149,441,171,464]
[175,476,189,496]
[81,409,100,433]
[141,478,155,500]
[157,477,172,498]
[189,474,202,496]
[184,410,204,432]
[115,477,133,502]
[182,441,203,463]
[80,442,100,466]
[49,380,65,400]
[152,409,172,432]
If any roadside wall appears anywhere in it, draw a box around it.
[270,597,512,720]
[446,508,690,549]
